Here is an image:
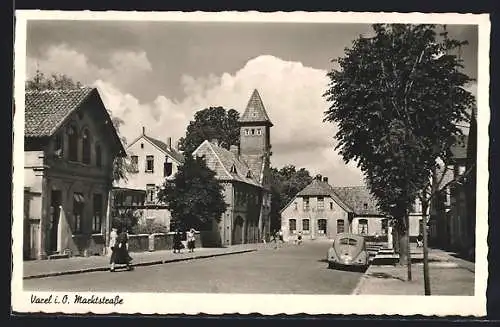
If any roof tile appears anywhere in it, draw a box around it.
[25,88,94,137]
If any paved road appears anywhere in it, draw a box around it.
[24,241,365,294]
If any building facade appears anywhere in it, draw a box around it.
[192,89,273,246]
[429,133,475,257]
[24,88,126,260]
[280,175,421,242]
[115,128,184,229]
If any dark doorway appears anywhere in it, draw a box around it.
[318,219,327,237]
[49,190,62,253]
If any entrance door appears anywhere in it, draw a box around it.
[232,216,244,245]
[318,219,327,237]
[49,190,62,253]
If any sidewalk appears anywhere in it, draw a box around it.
[352,245,475,296]
[23,243,261,280]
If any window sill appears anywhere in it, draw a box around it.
[145,171,154,174]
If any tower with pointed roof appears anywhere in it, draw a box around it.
[238,89,273,189]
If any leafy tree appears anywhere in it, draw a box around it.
[157,154,228,231]
[270,165,313,232]
[25,70,130,183]
[26,70,83,90]
[323,24,475,278]
[178,106,240,154]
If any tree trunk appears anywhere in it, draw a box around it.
[422,200,431,295]
[405,214,412,281]
[398,227,408,266]
[393,225,400,254]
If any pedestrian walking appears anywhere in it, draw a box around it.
[111,228,133,271]
[278,229,284,243]
[187,228,196,253]
[109,227,118,272]
[173,228,183,254]
[417,233,424,248]
[297,231,303,245]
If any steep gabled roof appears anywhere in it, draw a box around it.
[331,186,382,216]
[192,140,261,187]
[25,87,95,137]
[24,87,126,156]
[142,135,184,164]
[294,178,352,213]
[238,89,273,126]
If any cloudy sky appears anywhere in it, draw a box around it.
[25,20,478,186]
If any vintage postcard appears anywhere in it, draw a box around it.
[12,11,490,316]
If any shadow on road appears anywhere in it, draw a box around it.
[367,272,406,282]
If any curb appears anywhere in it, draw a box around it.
[350,265,374,295]
[24,248,257,280]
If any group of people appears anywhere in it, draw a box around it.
[173,228,197,254]
[109,226,133,272]
[108,226,198,271]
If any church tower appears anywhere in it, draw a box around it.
[238,89,273,187]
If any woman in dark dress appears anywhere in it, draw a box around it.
[173,229,183,253]
[112,229,133,271]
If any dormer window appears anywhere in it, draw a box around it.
[230,164,237,174]
[246,171,252,178]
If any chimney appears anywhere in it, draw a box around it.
[166,137,172,150]
[230,145,239,157]
[315,174,322,181]
[211,138,219,145]
[323,177,329,183]
[142,126,145,135]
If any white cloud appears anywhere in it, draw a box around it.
[27,44,153,93]
[27,46,365,186]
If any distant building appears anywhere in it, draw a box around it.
[23,88,126,260]
[429,132,475,257]
[280,175,421,242]
[115,127,184,229]
[192,89,273,245]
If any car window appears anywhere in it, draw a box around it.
[339,238,358,246]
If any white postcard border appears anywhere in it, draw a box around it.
[12,10,491,316]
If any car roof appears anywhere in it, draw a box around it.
[333,233,365,242]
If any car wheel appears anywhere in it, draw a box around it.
[328,262,334,269]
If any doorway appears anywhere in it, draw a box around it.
[232,216,244,245]
[318,219,327,237]
[49,190,62,254]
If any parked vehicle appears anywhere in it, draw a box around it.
[327,233,369,270]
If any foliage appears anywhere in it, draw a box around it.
[111,208,142,231]
[269,165,313,231]
[323,24,475,227]
[25,70,83,90]
[157,154,228,231]
[25,70,130,183]
[178,106,240,154]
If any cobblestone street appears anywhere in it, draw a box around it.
[24,241,365,294]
